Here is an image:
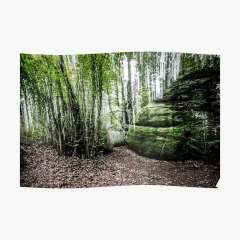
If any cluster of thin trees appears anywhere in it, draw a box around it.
[20,52,186,158]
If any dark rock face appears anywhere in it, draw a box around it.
[127,68,220,163]
[165,68,220,162]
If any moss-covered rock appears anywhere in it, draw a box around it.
[136,102,181,128]
[162,68,220,162]
[126,101,185,160]
[100,128,125,153]
[127,125,184,160]
[126,68,219,162]
[108,130,125,147]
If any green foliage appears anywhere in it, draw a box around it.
[20,54,114,158]
[20,52,220,163]
[180,53,220,75]
[98,128,113,153]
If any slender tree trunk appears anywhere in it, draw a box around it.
[127,54,133,125]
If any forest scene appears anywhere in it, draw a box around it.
[20,52,220,188]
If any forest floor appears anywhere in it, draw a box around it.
[20,144,220,188]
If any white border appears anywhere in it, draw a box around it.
[1,0,240,239]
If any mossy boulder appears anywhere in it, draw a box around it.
[127,125,184,160]
[136,102,181,128]
[108,129,125,147]
[127,68,219,162]
[100,128,125,152]
[101,110,126,152]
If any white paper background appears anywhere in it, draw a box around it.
[0,0,239,239]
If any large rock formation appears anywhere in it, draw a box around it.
[127,67,220,163]
[165,68,220,162]
[136,102,182,128]
[127,102,184,160]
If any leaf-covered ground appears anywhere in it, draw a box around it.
[20,144,220,188]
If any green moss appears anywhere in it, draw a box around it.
[127,125,184,160]
[136,102,180,128]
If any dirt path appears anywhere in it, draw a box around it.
[20,144,219,188]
